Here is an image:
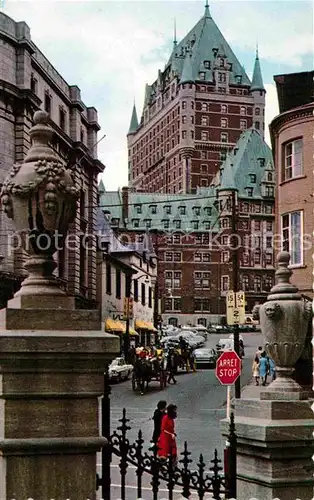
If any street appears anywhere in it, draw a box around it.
[97,331,263,499]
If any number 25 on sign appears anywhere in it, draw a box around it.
[226,290,245,326]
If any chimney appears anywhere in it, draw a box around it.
[122,186,129,224]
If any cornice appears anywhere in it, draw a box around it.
[270,103,314,133]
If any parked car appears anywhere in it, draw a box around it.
[108,357,133,382]
[194,348,218,369]
[228,333,244,344]
[216,338,245,357]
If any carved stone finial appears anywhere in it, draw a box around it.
[267,251,300,301]
[24,110,58,164]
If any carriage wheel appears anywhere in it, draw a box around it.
[132,372,137,391]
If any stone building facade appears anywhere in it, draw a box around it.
[270,71,314,298]
[0,12,104,307]
[100,128,275,327]
[127,2,265,195]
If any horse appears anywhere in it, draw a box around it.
[133,357,165,394]
[173,348,193,373]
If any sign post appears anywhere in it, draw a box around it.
[215,350,242,418]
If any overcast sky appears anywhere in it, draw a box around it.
[3,0,313,190]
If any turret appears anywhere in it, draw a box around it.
[127,102,139,136]
[250,48,266,138]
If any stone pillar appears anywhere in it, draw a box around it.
[221,252,314,500]
[0,111,120,498]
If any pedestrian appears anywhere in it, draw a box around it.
[166,349,177,384]
[252,355,260,386]
[268,357,276,381]
[157,404,178,467]
[259,352,269,386]
[152,400,167,445]
[255,346,263,359]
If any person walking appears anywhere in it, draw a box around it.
[268,357,276,381]
[152,400,167,445]
[166,349,177,384]
[255,346,263,359]
[157,404,178,467]
[259,352,269,386]
[252,355,260,386]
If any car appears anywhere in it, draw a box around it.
[216,338,245,357]
[194,348,218,369]
[228,333,244,344]
[108,357,133,382]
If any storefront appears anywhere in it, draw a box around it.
[134,320,157,346]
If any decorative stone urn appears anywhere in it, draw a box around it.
[0,110,78,297]
[259,251,312,399]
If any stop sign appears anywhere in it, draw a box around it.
[215,350,241,385]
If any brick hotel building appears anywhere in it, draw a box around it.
[127,1,266,195]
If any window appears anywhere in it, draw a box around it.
[182,130,187,139]
[281,211,302,265]
[173,272,181,288]
[182,115,187,124]
[116,270,121,299]
[219,58,224,67]
[148,287,152,308]
[242,275,249,290]
[265,254,272,265]
[254,250,261,264]
[179,206,186,215]
[59,107,66,131]
[265,204,273,214]
[255,107,260,115]
[221,118,227,128]
[44,92,51,115]
[173,298,181,311]
[265,186,274,197]
[246,187,253,197]
[242,202,249,213]
[201,103,208,111]
[134,280,139,301]
[254,220,261,231]
[132,219,139,228]
[249,174,256,183]
[267,172,273,182]
[192,221,199,230]
[182,101,187,109]
[172,234,181,244]
[241,220,249,230]
[218,72,226,83]
[254,275,262,292]
[106,264,111,294]
[165,271,181,289]
[264,275,273,289]
[165,252,173,262]
[164,205,171,214]
[150,205,157,214]
[141,283,146,305]
[193,206,201,216]
[240,106,246,115]
[240,120,246,130]
[266,236,272,248]
[266,221,273,232]
[255,121,260,130]
[194,272,210,288]
[174,219,181,229]
[221,276,229,291]
[221,104,227,113]
[135,204,142,214]
[194,298,210,311]
[173,252,181,262]
[221,251,229,263]
[201,131,208,141]
[199,72,206,80]
[201,116,208,126]
[195,233,209,245]
[221,132,228,143]
[144,219,151,228]
[258,158,265,167]
[220,151,227,161]
[242,254,249,265]
[204,207,212,216]
[221,218,229,229]
[30,73,37,93]
[202,253,210,262]
[204,61,210,69]
[194,253,201,262]
[283,139,303,180]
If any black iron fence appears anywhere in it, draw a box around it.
[97,370,237,500]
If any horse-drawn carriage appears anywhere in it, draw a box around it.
[132,356,167,394]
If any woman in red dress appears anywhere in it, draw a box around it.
[157,404,177,466]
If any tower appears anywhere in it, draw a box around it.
[127,102,139,185]
[250,48,266,138]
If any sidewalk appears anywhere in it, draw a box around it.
[240,377,266,399]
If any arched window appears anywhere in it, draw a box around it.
[255,107,260,115]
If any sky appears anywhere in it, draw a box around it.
[2,0,313,190]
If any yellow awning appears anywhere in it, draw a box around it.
[120,323,139,336]
[135,319,147,330]
[135,320,157,332]
[105,318,124,333]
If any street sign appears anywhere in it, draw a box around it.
[215,350,242,385]
[226,290,246,325]
[123,298,134,319]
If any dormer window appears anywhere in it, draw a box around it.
[267,172,273,181]
[193,206,201,216]
[111,218,119,226]
[246,187,253,197]
[135,204,142,214]
[204,207,212,216]
[199,72,206,80]
[163,219,170,229]
[132,219,140,228]
[236,75,242,84]
[249,174,256,183]
[150,205,157,214]
[192,220,199,230]
[258,158,265,167]
[218,72,226,83]
[165,205,171,215]
[204,61,211,69]
[179,206,186,215]
[174,219,181,229]
[219,58,224,67]
[212,48,218,57]
[203,221,211,230]
[228,63,233,71]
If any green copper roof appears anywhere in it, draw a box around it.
[250,50,265,92]
[98,187,220,233]
[180,50,195,84]
[128,103,139,134]
[219,128,274,198]
[166,4,251,86]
